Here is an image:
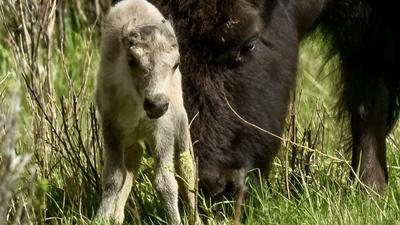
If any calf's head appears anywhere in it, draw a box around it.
[121,20,180,119]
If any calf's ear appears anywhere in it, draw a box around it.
[165,15,174,26]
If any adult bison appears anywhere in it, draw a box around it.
[109,0,398,201]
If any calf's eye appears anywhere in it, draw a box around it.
[173,62,180,71]
[127,55,137,68]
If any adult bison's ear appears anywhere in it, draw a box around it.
[121,20,140,49]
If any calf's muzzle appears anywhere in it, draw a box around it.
[143,94,169,119]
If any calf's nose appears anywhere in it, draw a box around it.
[143,95,169,119]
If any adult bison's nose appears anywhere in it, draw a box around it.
[143,95,169,119]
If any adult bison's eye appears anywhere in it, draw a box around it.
[240,39,256,55]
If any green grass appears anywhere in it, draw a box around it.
[1,8,400,225]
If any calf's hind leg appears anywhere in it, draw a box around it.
[343,64,390,194]
[97,124,143,223]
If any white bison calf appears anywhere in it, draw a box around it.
[95,0,198,224]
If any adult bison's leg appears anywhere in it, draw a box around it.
[342,63,389,194]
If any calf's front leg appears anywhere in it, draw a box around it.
[96,123,142,223]
[152,131,182,225]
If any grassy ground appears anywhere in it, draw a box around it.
[1,2,400,225]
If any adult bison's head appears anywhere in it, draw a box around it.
[151,0,296,202]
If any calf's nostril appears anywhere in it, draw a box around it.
[143,98,156,111]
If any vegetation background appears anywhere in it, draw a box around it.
[0,0,399,224]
